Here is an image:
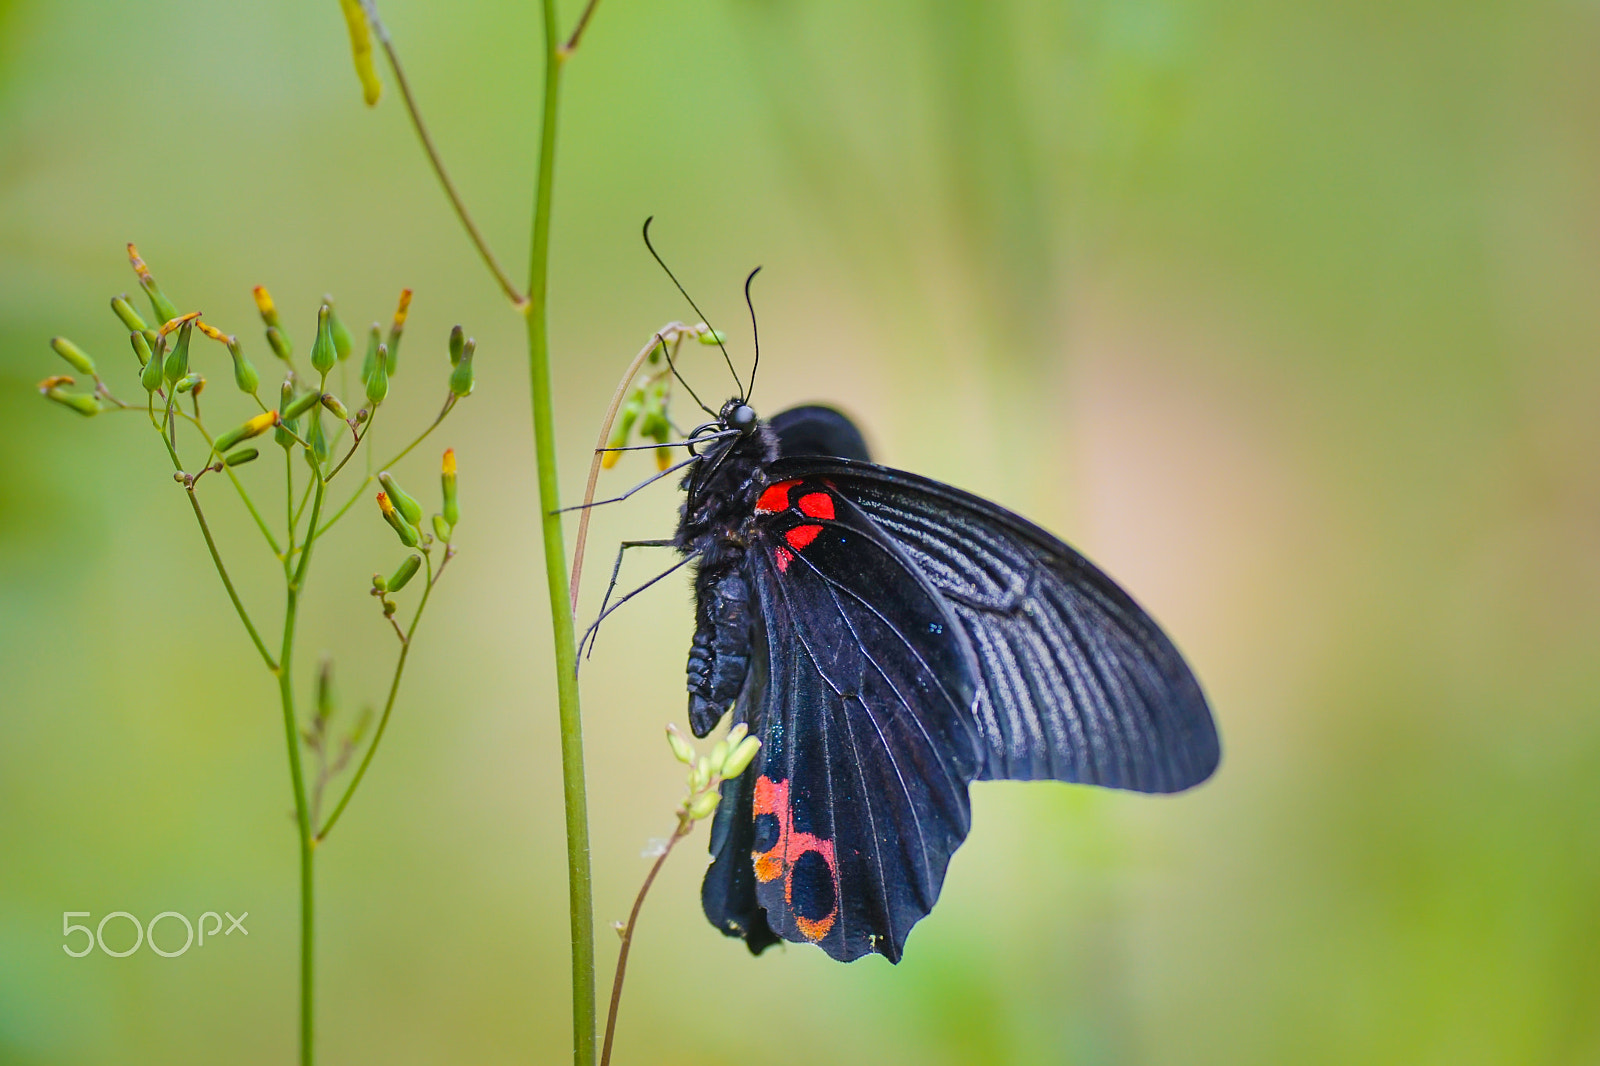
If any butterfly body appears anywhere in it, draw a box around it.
[671,402,1219,963]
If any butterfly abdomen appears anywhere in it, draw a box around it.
[687,567,754,737]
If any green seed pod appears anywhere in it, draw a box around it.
[111,294,147,333]
[448,324,465,366]
[129,330,153,368]
[140,335,166,392]
[224,447,260,467]
[431,514,451,541]
[686,790,721,821]
[225,337,260,395]
[366,346,389,405]
[387,554,422,592]
[323,296,353,361]
[441,448,459,527]
[164,321,193,387]
[51,337,96,376]
[697,328,727,346]
[275,376,298,447]
[310,303,337,376]
[215,411,278,452]
[265,325,293,363]
[320,393,349,421]
[449,338,475,397]
[721,735,762,779]
[377,472,423,526]
[282,387,323,420]
[666,725,695,765]
[360,323,381,384]
[310,408,330,462]
[42,388,100,417]
[377,492,421,547]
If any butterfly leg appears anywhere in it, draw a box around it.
[553,454,701,514]
[577,544,694,664]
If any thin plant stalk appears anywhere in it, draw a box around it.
[525,1,596,1060]
[599,815,692,1066]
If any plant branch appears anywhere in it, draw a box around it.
[185,487,277,671]
[562,0,606,54]
[362,4,527,308]
[315,548,447,842]
[599,815,692,1066]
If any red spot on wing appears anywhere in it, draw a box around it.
[755,479,799,515]
[751,774,841,943]
[797,492,835,520]
[785,524,823,552]
[774,546,794,572]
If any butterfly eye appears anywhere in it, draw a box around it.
[730,404,757,431]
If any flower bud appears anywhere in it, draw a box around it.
[51,337,95,376]
[215,410,278,452]
[448,324,465,366]
[431,514,451,541]
[387,289,413,370]
[709,739,730,778]
[129,330,153,368]
[666,724,695,765]
[602,393,642,470]
[111,294,147,333]
[721,735,762,779]
[252,285,282,329]
[686,790,721,821]
[164,320,193,387]
[224,447,260,467]
[282,387,323,420]
[448,339,475,398]
[275,376,298,447]
[128,244,179,325]
[140,335,166,392]
[310,303,337,376]
[387,554,422,592]
[727,722,748,746]
[42,387,99,417]
[228,338,260,394]
[338,0,382,105]
[371,572,388,592]
[323,296,353,361]
[377,492,422,547]
[688,755,712,794]
[360,322,381,383]
[377,472,423,525]
[441,448,459,527]
[310,408,330,462]
[175,373,203,394]
[320,393,349,421]
[366,345,389,404]
[265,325,293,363]
[697,328,727,346]
[315,658,336,727]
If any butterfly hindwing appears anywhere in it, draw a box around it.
[728,476,984,961]
[766,457,1220,795]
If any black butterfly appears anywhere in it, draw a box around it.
[672,399,1220,963]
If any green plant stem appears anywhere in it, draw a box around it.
[279,472,326,1066]
[315,549,444,842]
[309,397,455,542]
[528,3,595,1062]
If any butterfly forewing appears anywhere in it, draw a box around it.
[767,457,1221,795]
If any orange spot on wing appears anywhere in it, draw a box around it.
[755,479,800,515]
[794,913,835,941]
[797,492,835,520]
[785,524,822,551]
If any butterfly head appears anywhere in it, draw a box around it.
[720,398,759,436]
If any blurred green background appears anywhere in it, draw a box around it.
[4,0,1599,1062]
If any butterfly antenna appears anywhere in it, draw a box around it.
[743,266,763,403]
[656,333,716,419]
[642,217,745,400]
